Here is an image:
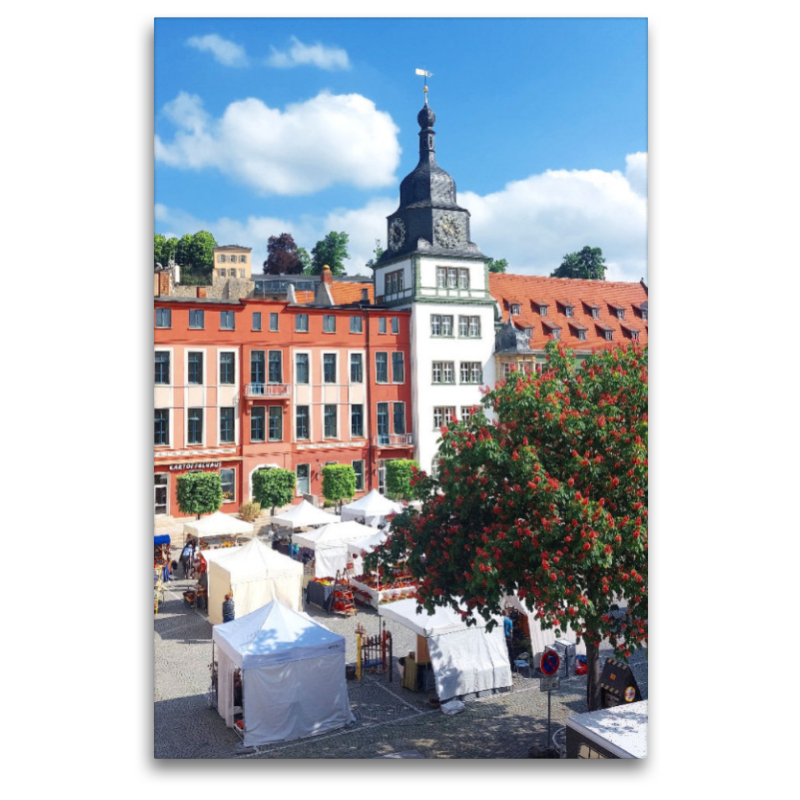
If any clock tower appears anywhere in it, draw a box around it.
[372,99,497,476]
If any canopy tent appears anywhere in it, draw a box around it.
[183,511,254,540]
[340,490,403,527]
[379,599,512,702]
[212,601,352,747]
[272,500,340,530]
[503,593,586,657]
[154,534,171,546]
[347,529,389,558]
[294,520,381,578]
[202,539,303,625]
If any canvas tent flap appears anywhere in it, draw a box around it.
[154,534,171,546]
[341,490,403,525]
[293,520,380,550]
[503,593,586,656]
[273,501,340,529]
[183,511,253,538]
[378,598,490,637]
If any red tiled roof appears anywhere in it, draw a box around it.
[489,273,649,351]
[293,283,374,306]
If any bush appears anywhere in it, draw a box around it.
[176,472,223,518]
[322,464,356,512]
[252,468,296,516]
[238,500,262,522]
[385,459,420,501]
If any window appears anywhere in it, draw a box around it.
[155,308,171,328]
[436,267,447,288]
[379,317,387,334]
[433,407,456,428]
[219,407,235,443]
[296,314,309,332]
[431,315,441,336]
[510,304,521,316]
[376,352,388,383]
[391,317,399,334]
[393,402,406,434]
[218,254,227,263]
[219,352,235,385]
[384,270,404,295]
[503,362,515,379]
[268,351,282,383]
[220,311,235,330]
[460,362,482,384]
[458,268,469,289]
[377,403,389,442]
[221,469,235,502]
[155,352,170,385]
[578,329,587,341]
[564,305,574,318]
[552,328,561,340]
[250,351,265,385]
[155,473,168,515]
[268,407,282,441]
[447,268,458,289]
[251,407,266,442]
[392,352,405,383]
[461,406,476,424]
[323,315,336,333]
[295,353,309,384]
[591,307,600,319]
[353,461,365,492]
[189,309,204,329]
[350,353,363,383]
[240,255,247,264]
[187,408,203,444]
[323,353,337,383]
[351,404,364,437]
[350,316,363,334]
[630,330,640,343]
[616,309,625,320]
[252,312,262,332]
[432,362,441,383]
[219,269,227,278]
[324,405,337,438]
[432,362,454,384]
[188,352,203,385]
[441,316,453,336]
[539,304,548,316]
[296,464,310,495]
[295,406,309,439]
[154,409,169,446]
[270,312,279,331]
[605,330,614,341]
[458,316,468,337]
[468,316,480,337]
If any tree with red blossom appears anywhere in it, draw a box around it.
[366,341,647,711]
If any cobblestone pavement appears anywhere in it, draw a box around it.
[154,572,648,759]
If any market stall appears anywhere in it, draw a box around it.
[202,538,303,625]
[340,489,404,527]
[503,592,587,658]
[379,598,512,703]
[272,500,340,530]
[154,534,172,582]
[294,520,380,579]
[183,511,254,549]
[211,600,353,746]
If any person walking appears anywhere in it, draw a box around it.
[180,541,194,579]
[222,593,235,623]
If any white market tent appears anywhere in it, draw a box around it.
[183,511,254,539]
[503,593,587,657]
[294,520,381,578]
[340,489,403,527]
[379,599,512,702]
[212,601,353,747]
[202,539,303,625]
[272,500,340,530]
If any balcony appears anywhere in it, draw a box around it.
[373,433,414,447]
[245,383,290,399]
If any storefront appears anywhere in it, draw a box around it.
[153,457,243,518]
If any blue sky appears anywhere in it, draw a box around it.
[155,17,647,280]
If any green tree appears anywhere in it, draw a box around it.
[321,464,357,512]
[551,246,607,280]
[154,234,166,267]
[311,231,350,276]
[176,472,223,520]
[366,239,384,270]
[163,237,179,265]
[385,459,420,501]
[367,341,647,711]
[263,232,305,275]
[297,247,312,273]
[186,230,218,280]
[487,258,508,274]
[252,468,296,516]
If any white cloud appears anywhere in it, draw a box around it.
[155,91,400,195]
[186,34,247,67]
[267,36,350,71]
[155,154,648,282]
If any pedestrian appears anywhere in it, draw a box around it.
[180,540,193,579]
[503,608,514,661]
[222,593,235,623]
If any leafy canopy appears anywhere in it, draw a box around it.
[310,231,350,276]
[252,468,296,515]
[487,258,508,274]
[385,459,420,501]
[322,464,357,510]
[176,472,223,518]
[551,246,607,280]
[263,232,305,275]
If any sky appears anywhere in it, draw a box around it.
[155,17,647,281]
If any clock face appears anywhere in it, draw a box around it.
[388,218,406,251]
[435,213,461,248]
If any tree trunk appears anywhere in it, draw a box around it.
[585,639,603,712]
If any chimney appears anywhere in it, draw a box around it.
[197,287,207,298]
[322,265,333,285]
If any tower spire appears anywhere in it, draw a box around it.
[415,68,433,106]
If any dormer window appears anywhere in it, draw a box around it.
[595,322,613,341]
[621,322,641,342]
[569,321,588,341]
[592,308,600,319]
[510,303,521,316]
[557,300,574,317]
[583,300,600,318]
[608,303,626,320]
[578,329,587,341]
[605,330,613,341]
[542,320,561,340]
[634,302,648,321]
[564,305,573,317]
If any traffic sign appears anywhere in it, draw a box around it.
[539,675,561,692]
[540,649,561,676]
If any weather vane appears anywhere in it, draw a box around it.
[415,68,433,105]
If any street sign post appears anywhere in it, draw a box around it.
[540,649,561,676]
[539,675,561,692]
[538,649,562,751]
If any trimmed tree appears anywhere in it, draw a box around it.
[385,459,420,501]
[252,468,296,516]
[321,464,357,513]
[366,341,647,711]
[176,472,223,520]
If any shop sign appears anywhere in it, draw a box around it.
[168,461,222,471]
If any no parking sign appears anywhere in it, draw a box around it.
[540,648,561,676]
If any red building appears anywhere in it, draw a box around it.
[154,268,413,519]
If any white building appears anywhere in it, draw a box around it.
[372,100,497,474]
